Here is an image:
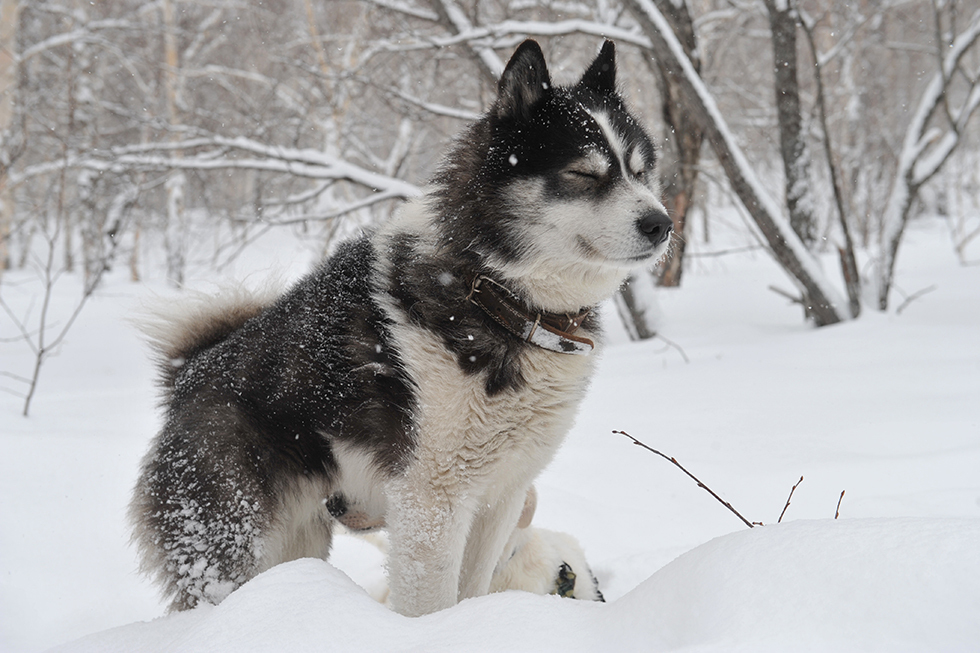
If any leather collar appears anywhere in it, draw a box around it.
[466,274,594,355]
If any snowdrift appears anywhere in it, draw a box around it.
[54,518,980,653]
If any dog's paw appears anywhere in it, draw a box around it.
[492,527,604,601]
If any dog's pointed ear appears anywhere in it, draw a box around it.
[494,40,551,122]
[578,40,617,94]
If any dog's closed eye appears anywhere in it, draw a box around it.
[564,169,602,181]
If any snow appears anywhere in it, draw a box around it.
[46,519,980,653]
[2,216,979,652]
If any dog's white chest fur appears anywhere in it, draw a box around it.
[399,322,594,491]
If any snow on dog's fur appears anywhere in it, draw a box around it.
[130,40,671,617]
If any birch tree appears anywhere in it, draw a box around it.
[0,0,22,276]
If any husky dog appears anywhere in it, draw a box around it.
[130,39,671,617]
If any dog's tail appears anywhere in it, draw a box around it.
[138,283,280,398]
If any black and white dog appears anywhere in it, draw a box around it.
[131,40,671,617]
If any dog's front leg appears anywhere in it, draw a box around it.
[385,473,476,617]
[457,486,528,601]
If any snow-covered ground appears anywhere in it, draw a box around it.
[1,215,978,652]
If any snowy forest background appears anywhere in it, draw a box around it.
[2,2,980,651]
[3,0,980,394]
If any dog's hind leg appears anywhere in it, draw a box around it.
[256,475,334,572]
[131,404,332,611]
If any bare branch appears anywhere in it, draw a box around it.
[10,135,422,201]
[686,245,765,258]
[777,476,803,523]
[614,430,756,529]
[0,369,31,385]
[0,294,39,355]
[768,285,804,305]
[428,0,504,84]
[895,284,938,315]
[236,189,406,227]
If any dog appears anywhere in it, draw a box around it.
[130,39,671,617]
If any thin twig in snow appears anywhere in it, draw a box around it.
[768,285,804,306]
[654,333,690,364]
[895,285,938,315]
[777,476,803,523]
[0,370,33,385]
[614,430,756,529]
[686,245,765,258]
[835,490,845,519]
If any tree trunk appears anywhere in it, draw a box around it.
[162,0,186,287]
[615,273,658,341]
[799,16,862,319]
[764,1,817,248]
[648,0,703,288]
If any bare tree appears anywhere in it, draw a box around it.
[0,154,128,416]
[625,0,850,325]
[876,6,980,309]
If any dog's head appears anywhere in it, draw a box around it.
[436,40,671,312]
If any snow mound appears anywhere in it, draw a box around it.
[618,517,980,652]
[54,517,980,653]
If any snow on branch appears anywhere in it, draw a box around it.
[16,18,136,63]
[431,0,505,81]
[366,20,650,55]
[10,135,422,201]
[363,0,440,22]
[904,11,980,181]
[353,77,482,121]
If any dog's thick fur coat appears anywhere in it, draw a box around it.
[130,40,671,617]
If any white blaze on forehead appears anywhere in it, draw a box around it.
[587,109,629,175]
[587,108,662,199]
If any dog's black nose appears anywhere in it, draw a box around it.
[637,210,673,246]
